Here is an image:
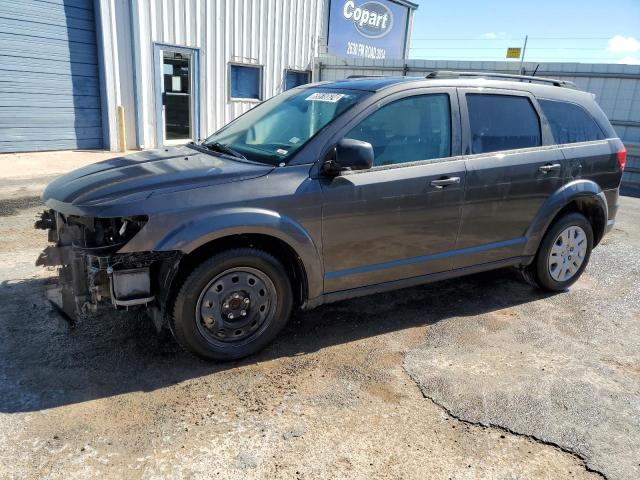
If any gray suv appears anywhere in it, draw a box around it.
[36,71,626,360]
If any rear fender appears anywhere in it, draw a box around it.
[523,179,607,257]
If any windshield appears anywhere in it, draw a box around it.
[202,87,369,165]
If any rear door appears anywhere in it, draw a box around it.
[320,89,465,292]
[453,88,564,268]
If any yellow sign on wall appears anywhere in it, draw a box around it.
[506,47,522,59]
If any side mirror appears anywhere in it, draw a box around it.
[325,139,373,174]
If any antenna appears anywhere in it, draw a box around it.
[531,64,540,78]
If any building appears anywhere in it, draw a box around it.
[0,0,416,153]
[0,0,636,189]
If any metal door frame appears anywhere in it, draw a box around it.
[153,43,200,147]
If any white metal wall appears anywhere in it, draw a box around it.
[98,0,325,150]
[95,0,137,151]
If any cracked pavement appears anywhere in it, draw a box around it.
[0,152,638,479]
[405,197,640,480]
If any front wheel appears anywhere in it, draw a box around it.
[171,248,293,360]
[522,212,593,291]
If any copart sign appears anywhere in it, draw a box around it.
[327,0,411,60]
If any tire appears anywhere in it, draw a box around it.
[522,212,593,291]
[171,248,293,360]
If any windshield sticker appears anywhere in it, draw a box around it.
[305,92,346,103]
[276,148,288,155]
[289,136,301,144]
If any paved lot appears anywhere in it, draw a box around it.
[405,211,640,480]
[0,151,638,479]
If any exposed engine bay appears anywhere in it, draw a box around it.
[35,210,181,326]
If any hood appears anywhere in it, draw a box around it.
[42,145,274,212]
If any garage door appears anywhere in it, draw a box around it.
[0,0,103,152]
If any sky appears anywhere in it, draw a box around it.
[408,0,640,64]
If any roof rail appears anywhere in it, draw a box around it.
[346,74,387,79]
[425,70,576,88]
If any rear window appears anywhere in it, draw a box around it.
[538,99,605,144]
[467,94,541,154]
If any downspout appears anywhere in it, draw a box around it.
[93,0,111,149]
[403,5,415,60]
[129,0,144,149]
[316,62,324,82]
[320,0,331,55]
[312,0,332,82]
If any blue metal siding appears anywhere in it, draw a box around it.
[0,0,103,152]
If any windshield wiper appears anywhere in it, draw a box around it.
[202,142,246,160]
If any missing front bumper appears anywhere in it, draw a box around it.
[35,209,181,323]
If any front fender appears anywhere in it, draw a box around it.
[523,179,608,257]
[119,207,324,299]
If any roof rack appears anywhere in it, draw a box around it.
[425,70,576,88]
[346,75,387,79]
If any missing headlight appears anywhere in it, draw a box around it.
[68,215,148,255]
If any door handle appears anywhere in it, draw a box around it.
[430,176,461,188]
[539,163,561,173]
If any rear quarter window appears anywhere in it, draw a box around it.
[538,99,605,144]
[466,94,541,154]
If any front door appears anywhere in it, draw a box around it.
[154,45,199,146]
[453,89,565,268]
[320,90,465,292]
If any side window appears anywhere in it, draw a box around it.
[229,64,263,100]
[466,94,541,154]
[538,99,605,144]
[284,70,311,90]
[345,94,451,167]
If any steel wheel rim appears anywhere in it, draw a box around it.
[548,225,588,282]
[195,267,277,344]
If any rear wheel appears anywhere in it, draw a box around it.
[171,248,293,360]
[522,212,593,291]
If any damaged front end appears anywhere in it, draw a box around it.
[35,210,181,326]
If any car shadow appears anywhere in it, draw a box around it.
[0,268,555,413]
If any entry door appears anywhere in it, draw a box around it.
[154,45,199,146]
[320,90,465,293]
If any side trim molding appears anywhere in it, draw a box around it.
[325,237,526,280]
[305,256,530,310]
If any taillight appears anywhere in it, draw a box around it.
[617,146,627,171]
